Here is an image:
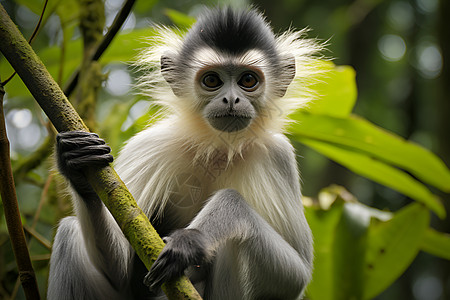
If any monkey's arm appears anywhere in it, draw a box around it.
[56,131,132,285]
[146,188,311,298]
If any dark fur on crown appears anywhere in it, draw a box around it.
[180,7,278,62]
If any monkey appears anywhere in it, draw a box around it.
[48,6,323,300]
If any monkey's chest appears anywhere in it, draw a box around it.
[165,143,277,228]
[167,155,245,218]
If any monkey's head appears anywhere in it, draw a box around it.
[137,7,322,137]
[159,8,296,133]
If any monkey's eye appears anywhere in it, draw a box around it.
[201,73,223,90]
[238,73,259,91]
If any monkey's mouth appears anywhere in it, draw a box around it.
[208,114,252,132]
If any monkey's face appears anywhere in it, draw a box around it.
[195,65,265,132]
[160,46,290,133]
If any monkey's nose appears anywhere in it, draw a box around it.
[222,97,240,110]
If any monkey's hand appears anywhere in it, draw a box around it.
[144,229,208,291]
[56,131,113,200]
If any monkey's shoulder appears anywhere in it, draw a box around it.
[261,133,297,171]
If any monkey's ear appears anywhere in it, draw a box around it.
[275,55,296,97]
[161,55,183,97]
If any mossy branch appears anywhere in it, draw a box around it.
[0,4,201,299]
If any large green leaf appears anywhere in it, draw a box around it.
[420,228,450,260]
[364,203,430,299]
[305,199,344,299]
[305,63,357,117]
[331,202,369,299]
[297,137,445,217]
[306,189,387,300]
[290,112,450,193]
[306,191,430,300]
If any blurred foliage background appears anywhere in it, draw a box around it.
[0,0,449,299]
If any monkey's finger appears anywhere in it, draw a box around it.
[57,133,105,152]
[144,261,170,291]
[57,131,99,139]
[62,144,112,160]
[65,154,114,170]
[58,138,106,152]
[145,250,187,291]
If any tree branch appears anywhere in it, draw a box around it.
[0,80,40,299]
[0,4,201,299]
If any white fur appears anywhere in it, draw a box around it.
[115,121,304,244]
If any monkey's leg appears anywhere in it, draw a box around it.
[146,189,311,300]
[48,216,124,300]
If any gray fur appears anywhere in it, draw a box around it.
[188,189,311,299]
[48,217,127,300]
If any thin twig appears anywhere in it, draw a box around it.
[31,173,54,229]
[23,225,52,250]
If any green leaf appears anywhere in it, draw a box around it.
[306,196,389,300]
[165,9,196,29]
[364,203,430,299]
[307,198,430,300]
[305,63,357,117]
[297,137,445,218]
[289,112,450,193]
[305,200,344,300]
[421,228,450,260]
[331,203,369,299]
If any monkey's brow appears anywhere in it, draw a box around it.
[194,64,265,81]
[190,47,268,67]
